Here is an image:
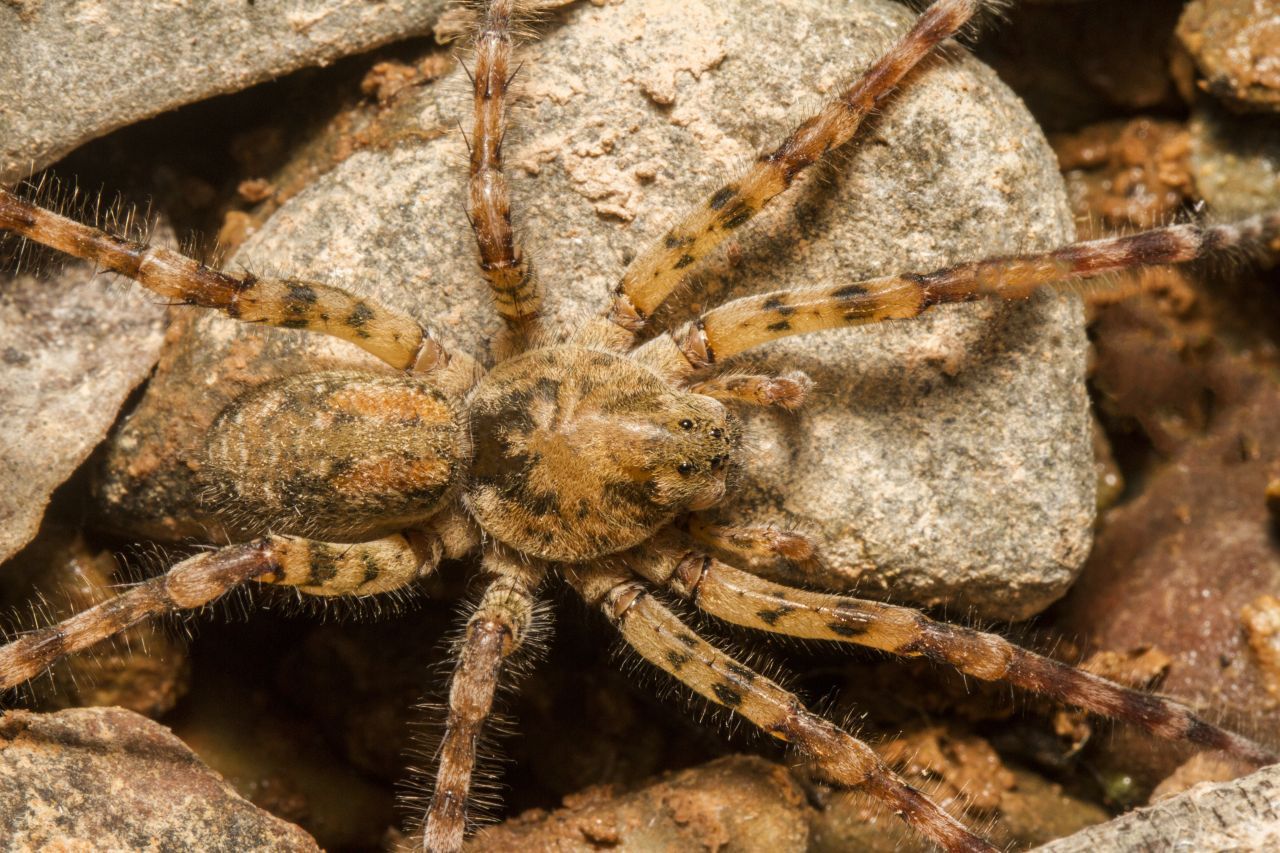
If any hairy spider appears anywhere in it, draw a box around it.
[1,0,1278,850]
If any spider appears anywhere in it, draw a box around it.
[1,0,1277,850]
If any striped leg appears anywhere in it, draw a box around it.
[567,561,996,853]
[636,547,1277,767]
[422,548,544,852]
[681,514,824,585]
[594,0,985,343]
[648,212,1280,375]
[0,533,437,691]
[466,0,540,342]
[0,187,446,371]
[686,371,812,410]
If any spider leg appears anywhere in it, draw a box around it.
[636,545,1278,768]
[0,532,437,691]
[680,513,824,584]
[466,0,541,345]
[641,212,1280,376]
[585,0,985,347]
[422,547,544,853]
[0,187,447,371]
[685,371,812,410]
[566,560,996,853]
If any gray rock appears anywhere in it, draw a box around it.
[95,0,1090,619]
[0,707,318,850]
[0,0,448,183]
[1191,102,1280,219]
[1036,763,1280,852]
[0,262,164,562]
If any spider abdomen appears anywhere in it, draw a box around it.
[202,370,467,540]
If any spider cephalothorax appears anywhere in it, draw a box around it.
[1,0,1277,851]
[468,346,740,561]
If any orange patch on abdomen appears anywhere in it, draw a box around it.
[330,384,454,423]
[334,456,454,497]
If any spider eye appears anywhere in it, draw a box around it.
[679,419,694,430]
[677,462,695,476]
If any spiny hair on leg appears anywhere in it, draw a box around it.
[0,591,65,706]
[904,0,1012,40]
[400,585,552,842]
[400,702,517,843]
[0,542,199,707]
[241,569,430,624]
[0,171,157,279]
[601,594,805,748]
[436,0,560,47]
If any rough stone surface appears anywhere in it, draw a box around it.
[94,0,1089,619]
[1058,303,1280,788]
[0,263,164,563]
[468,745,1108,852]
[0,707,318,851]
[1190,102,1280,218]
[1178,0,1280,111]
[0,0,448,183]
[470,755,812,852]
[1037,764,1280,852]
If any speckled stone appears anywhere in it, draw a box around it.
[0,0,448,182]
[1178,0,1280,112]
[0,262,164,562]
[0,707,318,850]
[1191,102,1280,219]
[95,0,1091,620]
[1038,764,1280,852]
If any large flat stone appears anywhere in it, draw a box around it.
[95,0,1091,620]
[0,0,447,183]
[0,707,318,850]
[1037,763,1280,852]
[0,262,164,562]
